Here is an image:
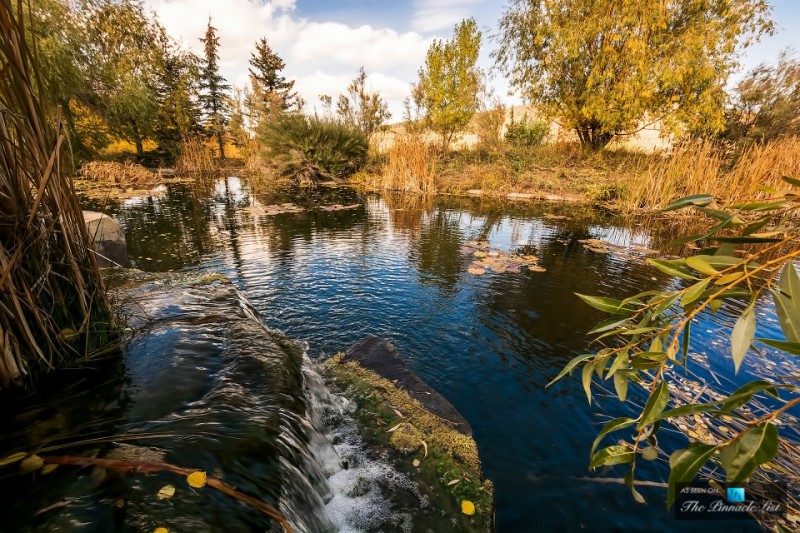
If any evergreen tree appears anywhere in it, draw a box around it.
[199,17,230,159]
[153,46,202,156]
[248,37,296,124]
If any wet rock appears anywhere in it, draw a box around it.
[83,211,127,267]
[342,336,472,436]
[389,423,423,454]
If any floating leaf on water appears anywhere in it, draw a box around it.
[467,267,486,276]
[447,479,460,486]
[412,459,420,467]
[157,485,176,500]
[187,471,207,488]
[41,464,58,475]
[461,500,476,515]
[420,440,428,458]
[472,251,488,258]
[20,455,44,472]
[0,452,27,466]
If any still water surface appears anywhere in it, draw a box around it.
[4,177,796,531]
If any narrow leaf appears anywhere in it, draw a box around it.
[590,417,636,458]
[590,445,635,469]
[685,256,718,276]
[667,443,717,508]
[576,294,635,315]
[731,306,756,374]
[662,194,714,212]
[638,379,669,430]
[681,279,710,308]
[546,353,596,388]
[647,259,697,280]
[723,423,779,482]
[614,372,628,402]
[755,338,800,355]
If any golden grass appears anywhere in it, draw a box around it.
[624,137,800,210]
[0,3,115,387]
[79,161,156,188]
[381,134,436,193]
[175,136,217,174]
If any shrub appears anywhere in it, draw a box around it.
[504,115,549,147]
[259,114,368,184]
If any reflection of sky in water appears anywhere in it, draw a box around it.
[97,181,794,532]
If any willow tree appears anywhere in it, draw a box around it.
[413,18,481,152]
[335,67,391,144]
[495,0,774,150]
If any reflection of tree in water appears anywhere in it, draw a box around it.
[119,184,221,271]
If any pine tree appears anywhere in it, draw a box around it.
[248,37,296,124]
[199,17,230,159]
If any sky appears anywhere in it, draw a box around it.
[143,0,800,121]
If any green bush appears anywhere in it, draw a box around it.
[258,114,368,183]
[504,116,549,147]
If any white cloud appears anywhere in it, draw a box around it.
[411,0,482,33]
[144,0,434,118]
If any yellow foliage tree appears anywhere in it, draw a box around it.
[495,0,774,150]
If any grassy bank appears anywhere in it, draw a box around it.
[351,135,800,210]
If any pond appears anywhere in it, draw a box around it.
[3,177,796,531]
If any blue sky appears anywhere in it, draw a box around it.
[144,0,800,119]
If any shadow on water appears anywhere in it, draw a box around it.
[10,178,793,531]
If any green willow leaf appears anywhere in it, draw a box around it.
[667,443,718,508]
[755,338,800,355]
[662,194,714,212]
[590,417,636,458]
[590,445,635,469]
[647,259,698,280]
[665,234,706,248]
[638,379,669,430]
[658,402,723,420]
[781,176,800,188]
[613,372,628,402]
[731,306,756,374]
[681,279,710,308]
[625,470,646,504]
[685,256,719,276]
[576,294,635,315]
[588,316,631,334]
[722,423,779,483]
[718,380,780,412]
[546,353,595,388]
[709,236,783,243]
[774,263,800,342]
[582,362,595,404]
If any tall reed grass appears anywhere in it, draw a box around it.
[0,2,115,387]
[176,136,217,175]
[382,134,436,193]
[624,137,800,210]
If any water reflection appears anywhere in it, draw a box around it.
[78,179,793,532]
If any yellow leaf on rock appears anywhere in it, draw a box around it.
[412,459,420,467]
[20,455,44,472]
[187,471,207,488]
[0,452,27,466]
[41,464,58,475]
[447,479,460,486]
[154,528,168,533]
[157,485,176,499]
[461,500,475,515]
[420,440,428,459]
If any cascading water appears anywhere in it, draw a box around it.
[0,272,425,532]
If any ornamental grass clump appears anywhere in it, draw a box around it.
[0,2,115,387]
[258,114,368,184]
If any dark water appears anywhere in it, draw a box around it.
[3,178,797,531]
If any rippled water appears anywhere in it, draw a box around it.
[3,177,797,531]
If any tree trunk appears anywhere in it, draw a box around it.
[135,138,144,157]
[575,121,613,151]
[217,130,226,160]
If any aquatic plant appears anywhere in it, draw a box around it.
[258,114,368,184]
[0,1,115,387]
[79,161,156,187]
[382,133,436,193]
[175,135,217,174]
[552,185,800,528]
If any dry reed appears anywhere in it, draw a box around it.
[79,161,156,188]
[624,137,800,210]
[175,136,217,175]
[0,1,115,387]
[382,134,436,193]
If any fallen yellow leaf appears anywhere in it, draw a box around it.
[387,423,403,433]
[447,479,460,486]
[420,440,428,459]
[153,528,168,533]
[157,485,176,500]
[0,452,27,466]
[412,459,420,467]
[187,471,207,488]
[461,500,475,515]
[391,408,405,419]
[20,455,44,472]
[41,464,58,475]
